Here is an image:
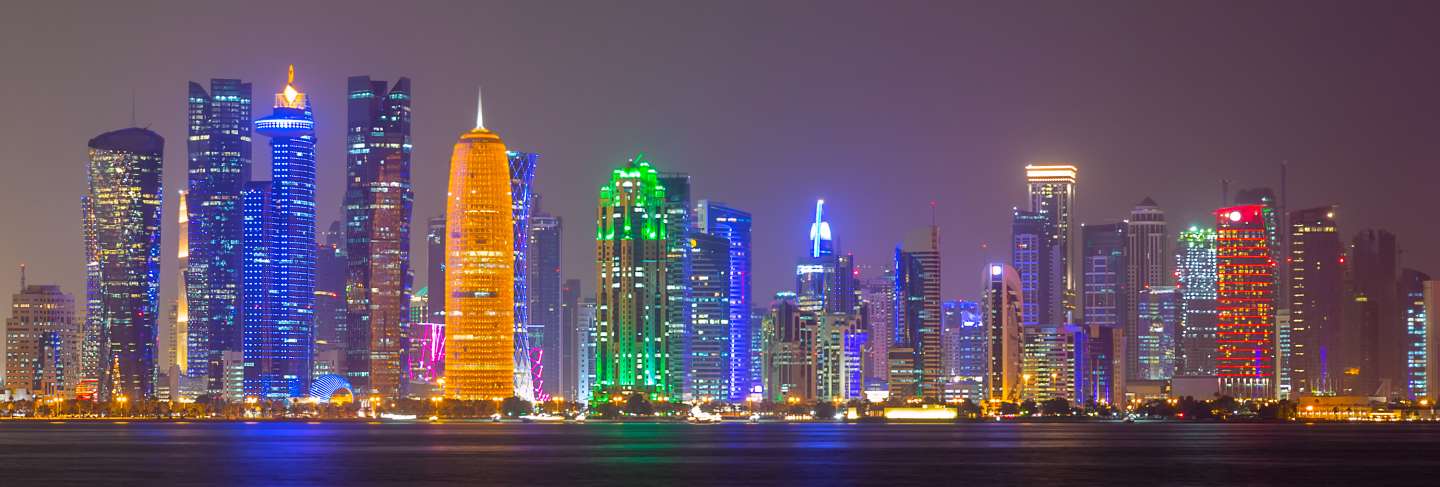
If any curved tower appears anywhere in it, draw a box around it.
[84,127,164,401]
[444,91,516,400]
[245,66,316,398]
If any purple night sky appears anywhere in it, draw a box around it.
[1,0,1438,308]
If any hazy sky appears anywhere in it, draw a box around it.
[2,0,1439,312]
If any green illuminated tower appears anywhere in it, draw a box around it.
[593,153,673,404]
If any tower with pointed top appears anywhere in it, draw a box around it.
[444,90,517,400]
[244,66,316,398]
[593,153,674,403]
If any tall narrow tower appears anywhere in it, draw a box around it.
[1215,205,1277,399]
[245,66,317,398]
[444,90,516,400]
[343,76,413,399]
[186,78,251,391]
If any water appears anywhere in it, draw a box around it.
[2,421,1437,485]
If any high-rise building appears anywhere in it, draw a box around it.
[984,264,1024,404]
[243,66,317,399]
[688,232,731,401]
[764,296,815,402]
[576,297,597,404]
[1126,198,1167,383]
[84,127,164,401]
[343,76,413,399]
[695,200,753,401]
[1340,230,1398,397]
[443,92,516,401]
[186,78,251,390]
[594,154,673,402]
[658,172,691,397]
[1176,227,1218,377]
[1137,286,1179,381]
[315,221,347,375]
[1012,209,1071,401]
[1234,189,1284,394]
[526,212,562,398]
[426,216,446,323]
[861,271,894,389]
[508,150,539,402]
[5,282,79,397]
[1025,164,1077,290]
[1401,269,1430,400]
[560,279,581,401]
[171,192,190,374]
[1424,280,1440,405]
[942,301,985,402]
[1288,206,1342,395]
[1080,222,1126,405]
[891,225,942,401]
[1215,205,1277,399]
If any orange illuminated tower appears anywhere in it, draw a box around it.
[443,90,515,400]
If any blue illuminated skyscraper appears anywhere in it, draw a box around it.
[1013,209,1072,400]
[509,150,539,401]
[941,300,985,402]
[243,66,316,398]
[1402,269,1430,399]
[696,200,752,401]
[186,79,252,392]
[343,76,412,398]
[84,127,164,401]
[891,225,942,401]
[687,232,731,400]
[659,172,692,397]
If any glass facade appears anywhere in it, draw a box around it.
[1176,227,1218,376]
[1081,222,1126,404]
[343,76,413,399]
[1288,207,1341,394]
[84,127,164,401]
[696,201,753,401]
[527,212,562,399]
[186,79,252,392]
[687,232,731,401]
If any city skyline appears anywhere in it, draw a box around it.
[4,2,1440,310]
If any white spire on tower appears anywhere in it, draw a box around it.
[475,86,485,130]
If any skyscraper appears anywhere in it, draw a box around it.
[172,191,190,375]
[576,297,597,404]
[1215,205,1276,399]
[941,301,985,402]
[1081,222,1126,405]
[1401,269,1430,400]
[1126,197,1167,382]
[526,212,562,398]
[688,232,731,401]
[560,279,581,401]
[84,127,164,401]
[764,296,815,402]
[5,282,79,397]
[659,172,691,397]
[444,92,516,401]
[695,200,753,401]
[1346,229,1402,398]
[508,150,539,402]
[861,271,894,389]
[426,216,446,323]
[244,66,317,398]
[186,78,251,390]
[891,225,942,401]
[1288,206,1342,395]
[1025,164,1077,291]
[794,201,859,315]
[315,221,347,376]
[343,76,413,399]
[1012,209,1071,400]
[594,154,673,402]
[1176,227,1218,377]
[984,264,1024,403]
[1137,286,1179,381]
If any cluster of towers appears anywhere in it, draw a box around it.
[3,68,1438,410]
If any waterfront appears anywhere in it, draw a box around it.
[1,421,1437,485]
